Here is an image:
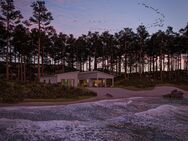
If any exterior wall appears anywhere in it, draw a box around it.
[40,76,57,84]
[40,71,114,87]
[78,71,114,87]
[56,71,79,87]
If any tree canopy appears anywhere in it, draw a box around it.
[0,0,188,82]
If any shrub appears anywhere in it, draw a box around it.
[0,81,97,103]
[0,81,24,103]
[163,89,184,99]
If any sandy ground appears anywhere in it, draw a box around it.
[88,86,188,99]
[0,86,187,107]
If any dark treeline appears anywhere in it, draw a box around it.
[0,0,188,82]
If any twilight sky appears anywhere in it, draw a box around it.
[15,0,188,37]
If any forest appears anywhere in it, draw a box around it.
[0,0,188,84]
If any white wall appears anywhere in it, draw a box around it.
[56,72,79,87]
[40,76,57,84]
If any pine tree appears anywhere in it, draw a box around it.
[137,25,149,79]
[0,0,22,80]
[0,22,6,60]
[13,24,31,81]
[29,0,53,81]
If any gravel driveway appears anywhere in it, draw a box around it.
[87,86,188,99]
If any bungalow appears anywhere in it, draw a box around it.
[40,71,114,87]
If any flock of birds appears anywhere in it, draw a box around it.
[86,2,166,32]
[15,1,166,33]
[138,2,165,29]
[89,27,121,32]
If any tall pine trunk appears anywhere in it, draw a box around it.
[156,56,158,79]
[160,53,163,81]
[18,55,21,81]
[167,54,171,80]
[118,56,121,75]
[23,56,26,82]
[89,56,91,71]
[80,62,82,71]
[61,50,65,72]
[38,22,41,82]
[116,60,118,75]
[139,48,142,80]
[21,55,23,81]
[6,18,10,80]
[94,56,97,70]
[102,57,105,71]
[152,55,155,79]
[148,56,151,79]
[41,43,44,77]
[124,54,127,79]
[110,56,113,74]
[186,52,188,73]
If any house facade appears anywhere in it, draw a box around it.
[40,71,114,87]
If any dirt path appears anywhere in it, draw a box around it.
[87,86,188,99]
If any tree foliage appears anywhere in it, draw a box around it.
[0,0,188,83]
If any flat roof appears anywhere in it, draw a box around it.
[80,71,114,76]
[42,71,114,79]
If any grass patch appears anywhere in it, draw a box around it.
[115,76,188,91]
[115,79,157,90]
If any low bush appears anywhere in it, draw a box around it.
[163,89,184,99]
[0,81,97,103]
[0,81,24,103]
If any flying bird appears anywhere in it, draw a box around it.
[138,2,166,29]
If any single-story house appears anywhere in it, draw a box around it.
[40,71,114,87]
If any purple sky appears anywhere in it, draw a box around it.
[15,0,188,37]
